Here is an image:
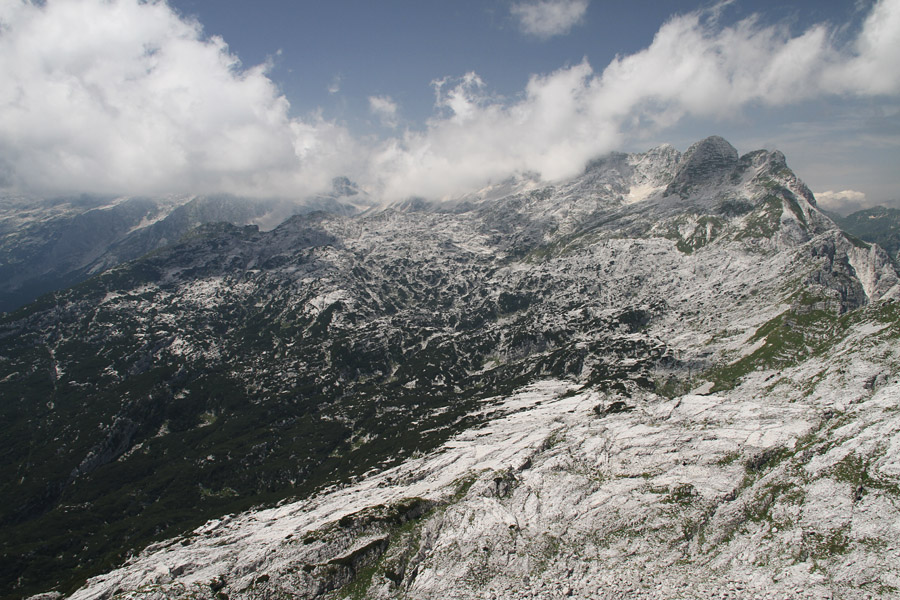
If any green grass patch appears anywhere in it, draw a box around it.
[706,302,847,392]
[663,483,697,505]
[803,525,851,559]
[653,375,694,399]
[829,452,900,498]
[736,195,782,240]
[716,451,742,466]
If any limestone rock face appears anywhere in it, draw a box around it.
[4,138,899,600]
[665,135,739,197]
[69,358,900,600]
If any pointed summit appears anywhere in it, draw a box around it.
[681,135,738,165]
[666,135,739,197]
[331,176,360,197]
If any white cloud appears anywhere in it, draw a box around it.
[432,72,490,122]
[368,95,399,128]
[824,0,900,95]
[814,189,873,215]
[364,0,900,200]
[511,0,589,39]
[0,0,357,197]
[369,62,615,199]
[1,0,899,203]
[327,74,342,95]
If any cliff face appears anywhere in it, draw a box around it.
[3,138,899,600]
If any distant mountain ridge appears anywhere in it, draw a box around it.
[0,181,372,313]
[827,205,900,263]
[2,137,899,600]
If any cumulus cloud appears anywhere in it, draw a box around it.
[366,0,900,200]
[0,0,357,197]
[1,0,899,203]
[511,0,589,39]
[814,190,874,215]
[824,0,900,96]
[327,74,342,95]
[368,95,399,128]
[369,63,617,199]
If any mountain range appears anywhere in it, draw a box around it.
[0,179,370,314]
[827,206,900,266]
[1,136,899,600]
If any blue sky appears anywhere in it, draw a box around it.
[167,1,861,130]
[1,0,898,213]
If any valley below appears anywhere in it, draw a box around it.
[2,137,899,599]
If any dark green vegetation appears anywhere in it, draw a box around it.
[0,214,672,599]
[707,294,900,393]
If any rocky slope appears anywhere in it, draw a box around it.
[0,181,368,313]
[828,206,900,264]
[2,137,899,599]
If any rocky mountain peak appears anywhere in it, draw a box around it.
[330,176,359,197]
[665,135,739,197]
[681,135,739,166]
[735,147,784,172]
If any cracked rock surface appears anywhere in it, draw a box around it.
[4,138,899,600]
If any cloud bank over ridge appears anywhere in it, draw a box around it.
[814,190,876,215]
[0,0,899,202]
